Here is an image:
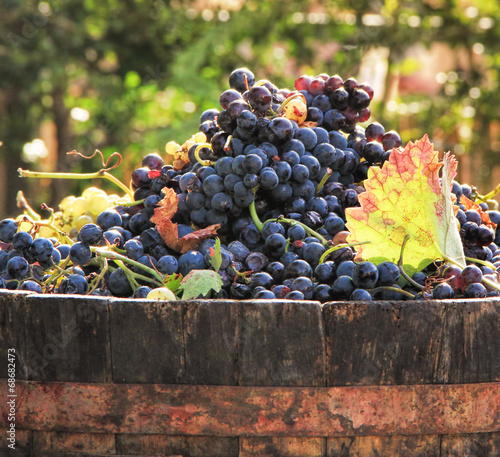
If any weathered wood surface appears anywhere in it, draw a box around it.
[183,300,239,386]
[326,435,441,457]
[116,434,238,457]
[2,380,499,437]
[239,437,326,457]
[32,431,115,454]
[324,300,500,386]
[109,299,185,384]
[16,454,180,457]
[2,293,500,456]
[2,294,499,387]
[238,300,326,387]
[441,432,500,457]
[0,292,111,383]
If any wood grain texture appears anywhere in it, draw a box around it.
[4,380,499,437]
[441,432,500,457]
[324,299,500,386]
[2,294,500,457]
[0,290,36,380]
[32,431,115,454]
[237,300,325,387]
[327,435,440,457]
[109,299,184,384]
[183,300,239,386]
[2,293,111,383]
[116,434,239,457]
[0,427,32,455]
[182,300,240,455]
[240,437,326,457]
[438,300,500,384]
[27,454,180,457]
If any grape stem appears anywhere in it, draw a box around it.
[248,196,264,232]
[228,263,251,284]
[276,217,329,245]
[475,183,500,204]
[397,235,424,290]
[114,259,140,290]
[369,286,416,300]
[464,256,496,271]
[319,241,371,264]
[88,257,109,294]
[114,198,145,207]
[481,276,500,292]
[16,191,41,221]
[194,143,216,166]
[92,248,164,284]
[18,168,134,200]
[315,168,332,196]
[443,255,500,292]
[21,216,74,246]
[43,257,71,287]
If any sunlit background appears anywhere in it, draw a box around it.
[1,0,500,216]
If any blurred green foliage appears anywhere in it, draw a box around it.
[1,0,500,214]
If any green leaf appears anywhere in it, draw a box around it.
[178,269,223,300]
[208,237,222,272]
[163,273,183,294]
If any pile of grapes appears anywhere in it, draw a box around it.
[2,68,500,302]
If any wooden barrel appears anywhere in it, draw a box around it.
[1,289,499,456]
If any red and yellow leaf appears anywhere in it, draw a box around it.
[151,187,220,253]
[460,195,497,229]
[345,135,466,276]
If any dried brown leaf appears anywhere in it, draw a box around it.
[151,187,220,253]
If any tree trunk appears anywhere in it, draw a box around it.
[51,88,72,207]
[2,90,31,217]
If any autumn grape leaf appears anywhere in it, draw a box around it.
[460,195,497,229]
[151,187,220,253]
[345,135,466,277]
[178,269,223,300]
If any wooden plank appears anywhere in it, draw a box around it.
[182,300,240,455]
[32,454,180,457]
[183,300,239,386]
[116,434,186,455]
[441,432,500,457]
[326,435,440,456]
[240,437,326,457]
[324,300,500,386]
[32,430,115,454]
[238,300,327,457]
[440,300,500,384]
[185,435,239,457]
[3,294,111,383]
[4,380,500,437]
[0,427,32,453]
[116,434,239,457]
[238,300,326,387]
[0,290,32,380]
[324,301,443,386]
[109,299,184,384]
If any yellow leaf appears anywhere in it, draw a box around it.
[345,135,466,277]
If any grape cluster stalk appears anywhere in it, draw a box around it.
[4,68,500,301]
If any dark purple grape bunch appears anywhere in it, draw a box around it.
[294,74,373,133]
[293,73,402,182]
[452,181,500,265]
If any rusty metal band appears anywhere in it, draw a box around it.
[1,380,499,437]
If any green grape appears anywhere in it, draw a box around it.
[147,287,176,300]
